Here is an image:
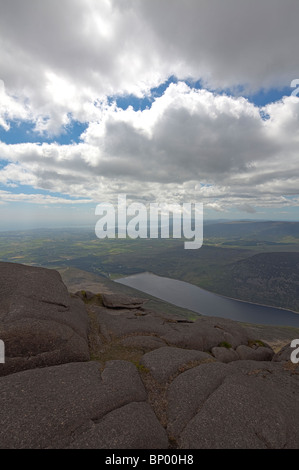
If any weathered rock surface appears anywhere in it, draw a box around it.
[0,262,90,376]
[141,346,213,383]
[236,344,274,361]
[211,346,239,363]
[68,402,168,449]
[119,335,167,351]
[170,361,299,449]
[94,304,250,351]
[101,293,147,309]
[272,342,296,362]
[1,262,298,449]
[0,360,164,449]
[161,315,250,351]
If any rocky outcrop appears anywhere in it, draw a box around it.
[141,347,212,383]
[236,344,274,361]
[0,262,90,376]
[0,262,298,449]
[0,360,167,449]
[93,302,250,350]
[211,346,239,363]
[167,360,299,449]
[272,342,296,362]
[101,293,147,309]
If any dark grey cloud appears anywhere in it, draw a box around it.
[136,0,299,90]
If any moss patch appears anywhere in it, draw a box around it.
[248,339,266,348]
[218,341,232,349]
[131,361,150,374]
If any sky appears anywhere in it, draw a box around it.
[1,0,299,230]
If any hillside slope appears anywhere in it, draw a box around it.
[209,252,299,312]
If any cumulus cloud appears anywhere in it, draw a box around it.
[0,0,298,133]
[0,80,31,130]
[0,82,299,212]
[1,0,299,215]
[82,83,274,183]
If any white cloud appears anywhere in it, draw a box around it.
[0,0,298,134]
[0,80,31,130]
[0,189,91,205]
[0,83,299,212]
[1,1,299,216]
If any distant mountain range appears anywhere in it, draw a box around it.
[204,220,299,241]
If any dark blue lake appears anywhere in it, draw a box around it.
[116,272,299,327]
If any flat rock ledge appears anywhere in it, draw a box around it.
[0,263,298,449]
[101,293,147,310]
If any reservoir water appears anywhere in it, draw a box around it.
[116,272,299,327]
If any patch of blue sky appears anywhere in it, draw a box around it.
[206,83,292,107]
[0,159,8,169]
[110,75,179,111]
[245,86,293,107]
[111,74,292,114]
[8,186,68,197]
[282,195,299,201]
[0,118,88,146]
[0,120,41,145]
[184,77,203,90]
[57,117,88,145]
[173,78,290,109]
[0,182,92,202]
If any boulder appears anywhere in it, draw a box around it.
[162,315,250,351]
[272,342,296,362]
[236,345,274,361]
[211,346,239,363]
[102,293,147,309]
[0,262,90,376]
[167,361,299,449]
[94,305,176,341]
[94,306,251,354]
[0,360,164,449]
[141,346,213,383]
[167,362,231,439]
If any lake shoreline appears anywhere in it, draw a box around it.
[115,271,299,327]
[116,270,299,315]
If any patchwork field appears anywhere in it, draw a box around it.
[1,220,299,312]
